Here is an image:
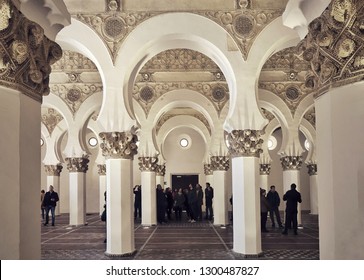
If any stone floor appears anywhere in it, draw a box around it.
[41,211,319,260]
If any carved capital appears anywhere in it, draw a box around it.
[211,156,230,171]
[280,156,303,171]
[138,157,158,172]
[227,129,263,158]
[97,164,106,175]
[0,0,62,102]
[156,163,166,176]
[65,156,89,173]
[99,131,138,160]
[44,164,63,176]
[204,163,213,175]
[307,163,318,176]
[260,164,271,175]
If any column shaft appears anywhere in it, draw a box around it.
[141,171,157,226]
[213,170,228,226]
[69,172,86,225]
[309,174,318,215]
[99,175,106,215]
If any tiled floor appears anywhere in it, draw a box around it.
[41,211,319,260]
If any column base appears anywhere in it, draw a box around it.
[232,251,264,259]
[105,250,137,259]
[141,224,157,228]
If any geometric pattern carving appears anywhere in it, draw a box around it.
[304,107,316,128]
[211,156,230,171]
[261,108,275,121]
[51,50,98,72]
[262,47,310,72]
[44,164,63,176]
[156,163,166,176]
[260,163,271,175]
[307,163,317,176]
[204,163,213,175]
[138,156,158,172]
[99,131,138,160]
[227,129,264,158]
[97,164,106,175]
[65,156,89,173]
[41,107,64,136]
[0,1,62,102]
[299,0,364,97]
[280,156,303,171]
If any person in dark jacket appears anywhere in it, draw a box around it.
[173,188,185,221]
[156,184,167,224]
[165,187,174,220]
[188,184,197,223]
[195,184,204,221]
[267,185,283,228]
[43,185,59,226]
[260,188,270,232]
[133,185,141,220]
[282,183,302,235]
[204,182,214,220]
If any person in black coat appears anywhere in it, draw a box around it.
[195,184,204,221]
[282,183,302,235]
[133,185,142,219]
[204,182,214,220]
[260,188,270,232]
[266,185,283,228]
[43,185,59,226]
[156,184,167,224]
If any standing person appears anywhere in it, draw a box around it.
[187,184,197,223]
[174,188,185,221]
[260,188,270,232]
[101,191,106,243]
[195,184,204,221]
[43,185,59,226]
[204,182,214,220]
[267,185,283,228]
[41,189,46,221]
[156,184,167,224]
[133,185,142,220]
[165,187,174,220]
[282,183,302,235]
[183,188,191,220]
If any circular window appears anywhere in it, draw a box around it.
[304,139,310,151]
[88,137,98,147]
[267,136,277,150]
[180,138,189,148]
[40,138,44,146]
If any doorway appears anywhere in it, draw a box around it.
[171,174,199,191]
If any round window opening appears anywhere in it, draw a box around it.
[304,139,310,151]
[267,135,277,151]
[180,138,189,148]
[88,137,98,147]
[40,138,44,146]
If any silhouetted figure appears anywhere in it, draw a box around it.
[41,189,45,221]
[43,185,59,226]
[156,184,167,224]
[133,185,141,219]
[101,191,106,243]
[204,182,214,220]
[267,185,283,228]
[165,187,174,220]
[282,183,302,235]
[174,188,185,221]
[195,184,204,221]
[188,184,197,223]
[260,188,270,232]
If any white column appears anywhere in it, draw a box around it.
[141,171,157,226]
[259,164,270,192]
[44,165,63,216]
[232,157,262,255]
[97,164,106,215]
[66,157,89,226]
[316,82,364,259]
[213,170,229,226]
[205,174,213,186]
[0,87,41,259]
[156,163,165,187]
[106,158,135,255]
[307,164,318,215]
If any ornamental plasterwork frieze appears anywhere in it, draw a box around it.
[304,107,316,128]
[51,51,98,72]
[155,111,211,135]
[280,155,303,171]
[227,129,264,158]
[65,156,89,173]
[204,163,213,175]
[211,156,230,171]
[41,107,64,135]
[44,164,63,176]
[259,163,271,175]
[97,164,106,175]
[260,108,275,121]
[156,163,166,176]
[99,131,138,159]
[299,0,364,97]
[262,47,310,72]
[307,163,317,176]
[0,0,62,102]
[138,156,159,172]
[51,83,102,115]
[133,82,229,117]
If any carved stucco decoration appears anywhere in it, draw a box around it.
[298,0,364,97]
[211,156,230,171]
[51,50,98,72]
[65,156,89,173]
[0,0,62,102]
[260,163,271,175]
[204,163,213,175]
[41,107,63,135]
[156,163,166,176]
[307,163,317,176]
[44,164,63,176]
[133,82,229,117]
[155,111,211,135]
[280,155,303,171]
[262,47,310,72]
[304,107,316,128]
[260,108,275,121]
[227,129,264,158]
[138,156,159,172]
[97,164,106,175]
[99,131,138,159]
[51,84,102,115]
